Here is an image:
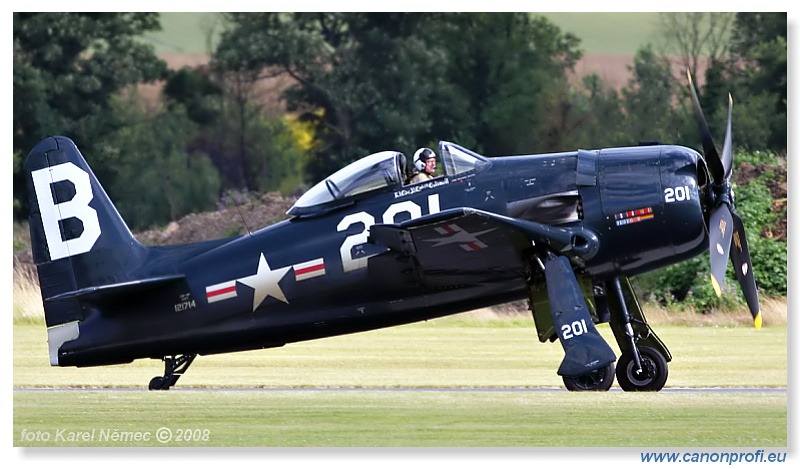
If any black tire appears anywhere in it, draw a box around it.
[148,376,168,391]
[616,346,668,392]
[563,362,615,391]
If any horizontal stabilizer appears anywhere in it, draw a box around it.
[46,274,185,302]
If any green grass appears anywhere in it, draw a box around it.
[13,390,786,447]
[13,320,787,447]
[13,322,787,389]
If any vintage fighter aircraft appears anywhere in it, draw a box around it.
[25,76,759,391]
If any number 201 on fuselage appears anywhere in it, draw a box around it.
[337,194,441,272]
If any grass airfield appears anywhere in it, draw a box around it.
[13,314,787,447]
[15,389,786,447]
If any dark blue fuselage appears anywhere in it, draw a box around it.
[42,141,708,367]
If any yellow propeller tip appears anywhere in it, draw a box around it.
[754,312,762,329]
[710,275,722,297]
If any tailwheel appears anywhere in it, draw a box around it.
[616,346,668,392]
[563,363,615,391]
[148,376,168,391]
[148,354,196,390]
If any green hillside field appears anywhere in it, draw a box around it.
[142,12,664,56]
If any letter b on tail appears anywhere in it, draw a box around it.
[25,136,141,271]
[31,161,101,261]
[24,136,145,332]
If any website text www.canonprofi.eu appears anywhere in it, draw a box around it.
[641,450,787,464]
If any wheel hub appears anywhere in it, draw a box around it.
[628,357,656,386]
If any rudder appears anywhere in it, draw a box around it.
[24,136,147,330]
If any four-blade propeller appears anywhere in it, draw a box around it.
[687,72,761,328]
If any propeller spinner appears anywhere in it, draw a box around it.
[687,72,761,328]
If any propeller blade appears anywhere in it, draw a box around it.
[708,204,734,297]
[688,73,758,327]
[687,71,725,184]
[730,211,762,328]
[721,94,734,180]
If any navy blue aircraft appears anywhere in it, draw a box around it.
[24,76,759,391]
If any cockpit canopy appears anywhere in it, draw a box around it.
[288,141,488,217]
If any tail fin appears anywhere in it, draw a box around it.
[24,136,147,328]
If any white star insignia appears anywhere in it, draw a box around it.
[237,253,291,312]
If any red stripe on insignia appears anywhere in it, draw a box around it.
[295,263,324,276]
[207,285,236,298]
[294,258,326,281]
[206,280,238,303]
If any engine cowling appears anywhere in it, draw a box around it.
[579,145,708,277]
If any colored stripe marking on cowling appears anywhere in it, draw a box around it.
[614,207,654,226]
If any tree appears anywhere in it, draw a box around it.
[727,13,786,152]
[649,12,786,153]
[656,12,734,81]
[213,13,443,181]
[212,13,583,183]
[210,14,313,190]
[432,14,582,155]
[13,13,167,218]
[619,46,687,146]
[163,67,223,126]
[566,73,626,149]
[183,100,307,195]
[101,95,221,230]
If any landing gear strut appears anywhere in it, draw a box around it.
[607,277,671,392]
[148,354,196,390]
[611,278,644,374]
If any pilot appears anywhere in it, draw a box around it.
[409,147,437,184]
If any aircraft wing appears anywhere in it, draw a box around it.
[370,207,615,377]
[369,207,598,286]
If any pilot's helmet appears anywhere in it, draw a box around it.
[413,147,436,171]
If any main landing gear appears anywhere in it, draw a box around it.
[604,277,670,392]
[616,346,669,392]
[148,354,196,390]
[529,267,671,392]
